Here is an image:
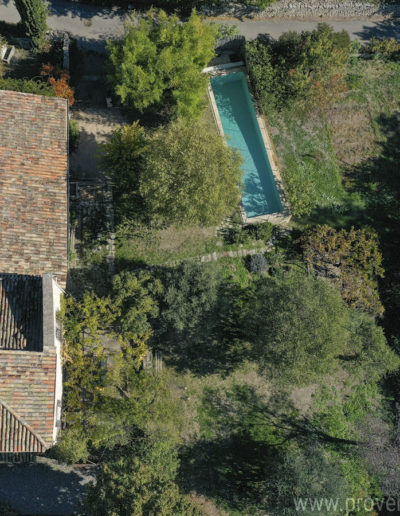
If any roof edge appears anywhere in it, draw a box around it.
[0,398,48,449]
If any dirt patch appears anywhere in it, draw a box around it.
[69,107,129,180]
[191,493,230,516]
[325,101,377,166]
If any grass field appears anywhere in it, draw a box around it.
[267,59,400,224]
[115,223,269,269]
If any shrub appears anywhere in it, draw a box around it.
[302,225,384,316]
[365,37,400,60]
[50,427,90,464]
[161,262,220,333]
[41,63,75,106]
[224,225,252,246]
[249,222,274,242]
[0,76,53,96]
[247,253,268,275]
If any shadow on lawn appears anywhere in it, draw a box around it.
[179,384,355,513]
[344,113,400,339]
[302,111,400,390]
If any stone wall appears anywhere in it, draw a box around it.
[202,0,400,19]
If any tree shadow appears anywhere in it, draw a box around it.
[354,17,400,44]
[179,436,278,513]
[344,113,400,338]
[45,0,126,22]
[154,279,253,377]
[0,460,93,515]
[179,384,356,512]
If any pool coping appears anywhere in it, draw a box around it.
[205,63,291,226]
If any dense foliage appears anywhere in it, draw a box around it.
[364,37,400,60]
[14,0,47,49]
[53,18,400,516]
[248,273,349,384]
[101,118,243,226]
[246,23,350,111]
[140,118,243,225]
[302,225,384,315]
[107,9,217,118]
[101,122,147,196]
[0,76,53,95]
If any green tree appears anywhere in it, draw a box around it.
[345,309,400,382]
[100,122,147,197]
[61,293,117,429]
[113,270,162,337]
[0,77,53,96]
[85,438,201,516]
[247,273,350,384]
[140,118,243,225]
[14,0,47,49]
[161,262,220,333]
[246,23,350,111]
[107,9,217,118]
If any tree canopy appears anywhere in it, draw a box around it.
[107,9,217,118]
[140,118,243,225]
[246,23,350,110]
[14,0,47,49]
[247,273,350,384]
[85,438,201,516]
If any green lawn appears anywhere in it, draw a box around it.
[115,223,269,269]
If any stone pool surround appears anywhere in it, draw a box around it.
[205,62,291,225]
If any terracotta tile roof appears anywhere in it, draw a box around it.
[0,399,45,454]
[0,347,56,451]
[0,90,69,287]
[0,274,57,454]
[0,274,43,351]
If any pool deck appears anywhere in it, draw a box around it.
[205,63,291,226]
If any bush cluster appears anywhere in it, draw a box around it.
[246,23,351,111]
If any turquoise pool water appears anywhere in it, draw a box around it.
[210,72,282,218]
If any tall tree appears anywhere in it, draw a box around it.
[85,438,201,516]
[140,118,243,225]
[107,9,217,118]
[14,0,47,49]
[247,273,350,385]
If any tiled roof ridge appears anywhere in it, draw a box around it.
[0,398,47,451]
[0,88,68,105]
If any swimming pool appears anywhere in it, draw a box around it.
[210,72,283,218]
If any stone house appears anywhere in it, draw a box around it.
[0,90,68,460]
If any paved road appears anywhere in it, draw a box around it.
[220,17,400,42]
[1,0,400,50]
